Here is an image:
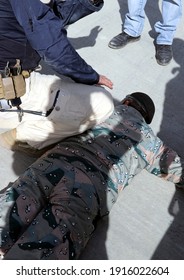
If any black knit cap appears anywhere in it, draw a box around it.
[125,92,155,124]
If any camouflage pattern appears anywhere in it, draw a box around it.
[0,104,184,260]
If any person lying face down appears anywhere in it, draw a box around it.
[0,92,184,260]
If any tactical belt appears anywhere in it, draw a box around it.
[0,59,60,122]
[0,89,60,122]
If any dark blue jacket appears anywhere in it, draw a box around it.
[0,0,99,84]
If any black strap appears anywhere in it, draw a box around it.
[0,89,60,117]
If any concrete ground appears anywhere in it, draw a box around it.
[1,0,184,260]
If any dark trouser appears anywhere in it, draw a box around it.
[53,0,104,26]
[0,147,101,260]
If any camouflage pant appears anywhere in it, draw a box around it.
[0,144,112,260]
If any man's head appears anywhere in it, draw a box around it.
[121,92,155,124]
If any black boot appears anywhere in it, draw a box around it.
[155,44,173,66]
[108,32,141,49]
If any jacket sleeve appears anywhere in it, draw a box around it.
[9,0,99,84]
[144,138,184,186]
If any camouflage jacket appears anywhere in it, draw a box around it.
[56,104,184,214]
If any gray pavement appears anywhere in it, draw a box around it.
[1,0,184,259]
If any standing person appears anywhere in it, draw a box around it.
[108,0,182,66]
[0,0,113,91]
[0,92,184,260]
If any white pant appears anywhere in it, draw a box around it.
[0,72,114,149]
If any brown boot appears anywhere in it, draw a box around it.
[0,128,17,150]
